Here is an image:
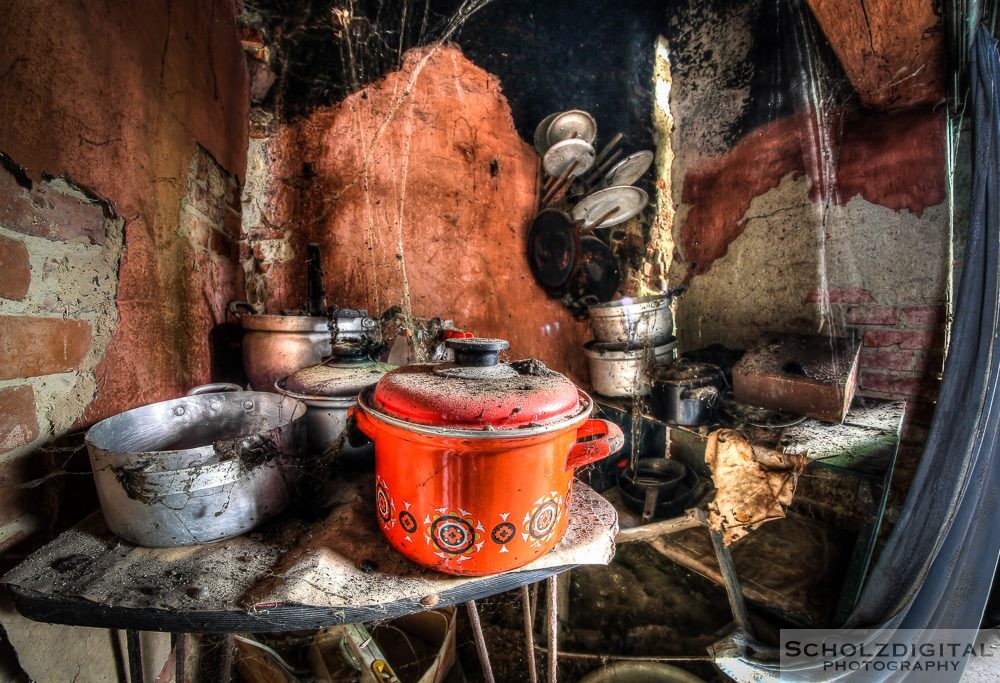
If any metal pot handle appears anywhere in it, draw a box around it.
[227,300,260,317]
[566,419,625,470]
[187,383,244,396]
[642,486,660,523]
[348,404,374,440]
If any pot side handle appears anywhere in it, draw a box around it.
[345,405,376,447]
[348,404,373,439]
[566,419,625,470]
[187,383,244,396]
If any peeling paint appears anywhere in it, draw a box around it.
[675,173,948,351]
[0,182,125,460]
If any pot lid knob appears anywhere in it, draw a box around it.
[445,338,509,367]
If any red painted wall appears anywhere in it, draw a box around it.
[250,46,593,384]
[0,0,249,425]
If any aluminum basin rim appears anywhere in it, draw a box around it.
[357,388,594,439]
[85,391,307,454]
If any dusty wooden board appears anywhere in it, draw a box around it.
[596,396,904,476]
[2,475,617,632]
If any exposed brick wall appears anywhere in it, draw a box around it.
[0,316,93,380]
[0,0,249,566]
[0,168,121,555]
[0,387,39,454]
[0,236,30,301]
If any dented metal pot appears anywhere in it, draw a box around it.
[275,347,395,457]
[237,312,333,391]
[85,384,307,547]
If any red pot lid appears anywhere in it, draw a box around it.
[370,338,584,430]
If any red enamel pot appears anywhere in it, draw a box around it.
[353,338,624,576]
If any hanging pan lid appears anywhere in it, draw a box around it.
[599,150,654,189]
[368,338,585,430]
[527,208,580,294]
[573,186,649,230]
[543,138,596,178]
[546,109,598,146]
[570,236,621,303]
[533,112,560,155]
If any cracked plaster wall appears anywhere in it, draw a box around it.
[0,0,248,593]
[661,1,949,506]
[243,45,594,383]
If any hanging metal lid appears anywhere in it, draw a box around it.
[369,338,585,430]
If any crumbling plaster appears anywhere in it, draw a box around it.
[0,0,249,427]
[0,211,124,461]
[245,45,594,383]
[661,2,948,353]
[676,173,949,350]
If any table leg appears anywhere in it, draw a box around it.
[709,528,755,638]
[174,633,186,683]
[521,585,539,683]
[465,600,496,683]
[546,576,558,683]
[219,635,235,683]
[125,630,142,683]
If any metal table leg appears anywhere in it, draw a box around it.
[125,630,142,683]
[546,576,558,683]
[174,633,186,683]
[521,585,539,683]
[709,528,755,638]
[465,600,496,683]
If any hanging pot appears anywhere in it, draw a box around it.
[353,338,624,576]
[583,339,677,397]
[588,295,673,347]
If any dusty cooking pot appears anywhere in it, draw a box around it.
[234,304,381,391]
[588,295,673,347]
[276,343,395,458]
[353,338,624,576]
[232,303,332,391]
[649,360,726,427]
[86,384,307,547]
[583,339,677,397]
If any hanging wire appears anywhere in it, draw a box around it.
[945,0,1000,350]
[948,0,1000,116]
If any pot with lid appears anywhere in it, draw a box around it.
[353,338,624,576]
[276,342,394,458]
[649,359,726,426]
